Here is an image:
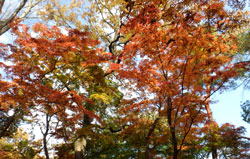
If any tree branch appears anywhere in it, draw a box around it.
[0,0,28,35]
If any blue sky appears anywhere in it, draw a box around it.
[211,85,250,136]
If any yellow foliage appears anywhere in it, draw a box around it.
[90,93,112,104]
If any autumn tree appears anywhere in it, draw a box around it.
[112,0,249,158]
[29,0,250,158]
[0,22,123,158]
[1,0,250,158]
[0,0,49,141]
[1,0,128,157]
[35,1,138,157]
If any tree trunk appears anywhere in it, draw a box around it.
[145,147,150,159]
[206,104,218,159]
[211,147,218,159]
[0,0,5,14]
[43,135,50,159]
[145,117,160,159]
[206,85,218,159]
[74,137,87,159]
[0,0,28,35]
[43,114,50,159]
[166,97,179,159]
[171,127,178,159]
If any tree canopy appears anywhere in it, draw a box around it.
[0,0,250,159]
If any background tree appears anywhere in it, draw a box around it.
[203,123,250,158]
[0,128,42,159]
[238,31,250,124]
[241,100,250,124]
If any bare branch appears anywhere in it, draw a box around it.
[0,0,27,35]
[0,0,5,14]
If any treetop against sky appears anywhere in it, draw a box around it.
[0,0,250,159]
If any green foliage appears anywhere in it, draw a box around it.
[0,109,24,138]
[239,31,250,53]
[203,123,250,158]
[241,100,250,123]
[0,129,42,159]
[54,143,75,159]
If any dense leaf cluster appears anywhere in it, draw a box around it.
[0,0,250,159]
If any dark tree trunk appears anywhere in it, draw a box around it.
[145,147,151,159]
[166,97,179,159]
[43,135,50,159]
[75,151,84,159]
[212,147,218,159]
[42,114,51,159]
[171,127,178,159]
[0,0,5,13]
